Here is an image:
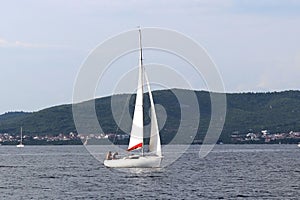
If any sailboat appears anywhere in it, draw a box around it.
[17,127,24,148]
[83,136,88,146]
[104,29,162,168]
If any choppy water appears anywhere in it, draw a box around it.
[0,145,299,199]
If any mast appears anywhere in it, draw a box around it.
[139,28,143,71]
[139,28,144,156]
[138,28,144,102]
[20,126,23,144]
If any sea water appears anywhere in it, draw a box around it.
[0,145,299,199]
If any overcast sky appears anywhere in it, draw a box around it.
[1,0,300,114]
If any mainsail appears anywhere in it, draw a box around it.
[127,29,144,151]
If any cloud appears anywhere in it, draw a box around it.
[14,40,59,48]
[0,38,71,50]
[256,75,270,90]
[74,0,235,17]
[295,52,300,68]
[0,38,9,46]
[254,52,300,91]
[237,0,300,7]
[233,0,300,16]
[88,0,299,17]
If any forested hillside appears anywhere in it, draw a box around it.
[1,89,300,143]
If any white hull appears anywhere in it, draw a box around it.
[104,155,162,168]
[17,144,24,148]
[298,143,300,148]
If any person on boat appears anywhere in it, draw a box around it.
[106,151,112,160]
[112,152,119,159]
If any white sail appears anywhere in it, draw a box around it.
[128,29,144,151]
[145,73,162,157]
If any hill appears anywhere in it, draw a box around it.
[1,89,300,143]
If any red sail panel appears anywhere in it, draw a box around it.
[127,142,143,151]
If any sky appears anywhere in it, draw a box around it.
[0,0,300,114]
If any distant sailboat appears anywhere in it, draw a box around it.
[17,127,24,148]
[83,137,88,146]
[104,28,162,168]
